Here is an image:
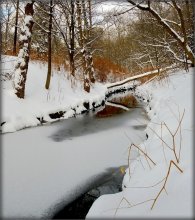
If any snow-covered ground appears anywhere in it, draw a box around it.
[1,55,139,134]
[1,55,193,218]
[1,55,107,133]
[1,103,148,218]
[1,55,149,219]
[87,68,194,218]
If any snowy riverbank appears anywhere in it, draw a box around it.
[2,94,148,219]
[1,55,138,133]
[1,55,108,133]
[1,55,193,218]
[87,68,194,218]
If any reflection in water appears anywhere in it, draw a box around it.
[49,94,146,142]
[49,111,129,141]
[47,93,148,218]
[109,94,138,108]
[95,104,126,118]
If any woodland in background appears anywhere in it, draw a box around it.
[1,0,194,97]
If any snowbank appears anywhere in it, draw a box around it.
[87,68,194,218]
[1,55,138,134]
[1,55,107,133]
[2,92,147,219]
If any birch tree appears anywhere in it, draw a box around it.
[76,0,95,93]
[14,0,35,98]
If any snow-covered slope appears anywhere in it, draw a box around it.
[1,55,140,134]
[87,68,194,218]
[1,55,107,133]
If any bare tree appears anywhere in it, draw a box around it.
[76,0,90,92]
[52,0,76,77]
[13,0,19,55]
[45,0,53,89]
[76,0,95,92]
[86,0,95,83]
[126,0,195,66]
[69,0,76,77]
[1,0,14,53]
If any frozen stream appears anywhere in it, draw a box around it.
[1,94,149,218]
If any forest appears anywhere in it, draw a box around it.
[1,0,194,219]
[1,0,194,97]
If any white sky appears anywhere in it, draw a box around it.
[95,0,130,14]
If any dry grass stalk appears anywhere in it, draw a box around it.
[114,197,133,217]
[126,142,155,183]
[149,121,163,125]
[161,122,168,165]
[147,108,185,163]
[143,143,152,169]
[178,110,182,162]
[131,143,156,166]
[167,103,184,162]
[121,106,185,215]
[128,145,132,181]
[114,197,155,217]
[163,109,185,163]
[126,177,165,189]
[151,160,183,210]
[114,159,183,216]
[114,156,183,215]
[148,125,172,150]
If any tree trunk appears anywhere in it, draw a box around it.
[5,3,11,52]
[76,0,90,92]
[149,6,195,66]
[14,1,35,99]
[87,0,95,83]
[5,17,9,51]
[45,0,53,90]
[127,0,195,66]
[69,0,75,77]
[13,0,19,55]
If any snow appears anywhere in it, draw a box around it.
[106,66,172,89]
[1,55,107,133]
[1,103,147,218]
[106,101,130,111]
[14,11,33,94]
[1,55,193,218]
[87,68,194,218]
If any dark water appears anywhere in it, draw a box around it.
[50,93,147,219]
[52,166,127,219]
[49,94,143,142]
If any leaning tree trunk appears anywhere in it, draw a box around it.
[14,1,34,98]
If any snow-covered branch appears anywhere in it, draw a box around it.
[126,0,195,66]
